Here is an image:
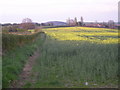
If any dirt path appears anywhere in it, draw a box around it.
[10,49,40,88]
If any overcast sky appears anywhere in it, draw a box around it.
[0,0,119,23]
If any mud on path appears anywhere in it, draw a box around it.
[10,49,40,88]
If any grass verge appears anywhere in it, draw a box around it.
[2,32,46,88]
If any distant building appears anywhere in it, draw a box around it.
[108,20,115,29]
[85,23,106,28]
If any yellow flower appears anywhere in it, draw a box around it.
[43,27,119,44]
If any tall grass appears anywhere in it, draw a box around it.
[33,37,118,88]
[2,32,46,88]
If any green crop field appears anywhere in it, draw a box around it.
[28,27,119,88]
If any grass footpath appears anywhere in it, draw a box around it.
[29,36,118,88]
[2,32,46,88]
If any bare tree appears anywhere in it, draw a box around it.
[74,17,78,26]
[19,18,35,30]
[66,18,71,26]
[81,16,84,26]
[22,18,32,23]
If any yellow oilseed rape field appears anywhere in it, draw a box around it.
[43,27,119,44]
